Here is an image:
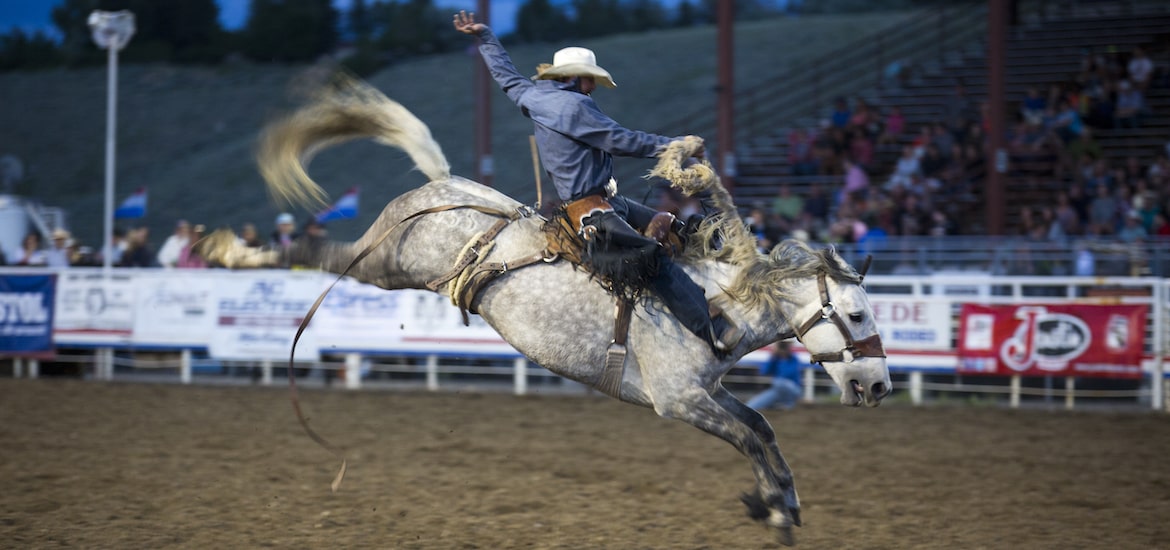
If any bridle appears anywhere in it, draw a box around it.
[786,256,886,365]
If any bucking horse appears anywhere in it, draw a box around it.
[196,76,891,546]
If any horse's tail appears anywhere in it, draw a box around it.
[257,74,451,208]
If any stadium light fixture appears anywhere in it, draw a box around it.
[88,10,135,274]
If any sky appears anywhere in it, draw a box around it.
[0,0,521,40]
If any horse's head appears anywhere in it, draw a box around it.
[786,266,891,407]
[729,240,891,407]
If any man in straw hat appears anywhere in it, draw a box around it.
[454,11,742,355]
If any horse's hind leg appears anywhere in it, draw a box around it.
[712,386,801,528]
[654,388,798,546]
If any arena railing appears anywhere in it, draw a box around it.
[2,267,1168,411]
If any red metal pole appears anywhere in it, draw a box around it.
[475,0,493,187]
[987,0,1007,235]
[716,0,735,191]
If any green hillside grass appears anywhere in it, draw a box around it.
[0,11,915,247]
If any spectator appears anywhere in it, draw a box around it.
[876,105,905,146]
[156,220,191,268]
[1151,212,1170,238]
[830,97,851,129]
[45,229,72,268]
[769,183,804,224]
[14,232,47,266]
[239,223,264,248]
[1127,46,1154,91]
[841,158,870,202]
[177,224,209,268]
[101,227,127,267]
[1088,183,1118,234]
[746,341,803,411]
[271,212,298,249]
[1052,100,1085,144]
[1118,210,1148,243]
[802,182,831,225]
[919,144,947,183]
[1114,80,1145,128]
[1020,86,1047,125]
[299,219,328,242]
[886,145,921,191]
[848,98,879,137]
[848,127,874,170]
[787,127,817,176]
[1053,191,1082,236]
[119,227,156,267]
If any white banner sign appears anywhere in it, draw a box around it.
[54,271,135,343]
[208,271,324,361]
[133,272,216,346]
[870,297,952,351]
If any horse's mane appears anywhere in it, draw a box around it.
[646,142,861,312]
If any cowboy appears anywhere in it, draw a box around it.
[453,11,741,355]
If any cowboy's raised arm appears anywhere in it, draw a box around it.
[453,11,531,101]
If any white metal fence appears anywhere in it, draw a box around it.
[2,268,1167,411]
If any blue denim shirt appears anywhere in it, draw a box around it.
[477,28,676,201]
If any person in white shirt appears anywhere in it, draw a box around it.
[44,229,72,268]
[156,219,191,268]
[1127,47,1153,91]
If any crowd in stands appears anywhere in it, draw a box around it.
[686,41,1170,254]
[3,213,326,270]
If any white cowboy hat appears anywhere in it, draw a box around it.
[534,47,616,88]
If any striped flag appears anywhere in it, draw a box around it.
[315,187,359,223]
[114,187,147,219]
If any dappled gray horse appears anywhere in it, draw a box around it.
[198,78,891,546]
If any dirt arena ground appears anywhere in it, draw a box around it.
[2,379,1169,549]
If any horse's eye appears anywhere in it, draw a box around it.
[849,313,864,323]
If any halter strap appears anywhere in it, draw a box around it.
[791,271,886,364]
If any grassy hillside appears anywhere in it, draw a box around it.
[0,11,916,247]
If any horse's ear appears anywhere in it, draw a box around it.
[858,255,873,282]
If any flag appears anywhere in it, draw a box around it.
[114,187,146,219]
[316,187,359,223]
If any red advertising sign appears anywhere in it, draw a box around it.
[957,304,1147,379]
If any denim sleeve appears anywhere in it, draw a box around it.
[476,29,531,105]
[568,99,674,158]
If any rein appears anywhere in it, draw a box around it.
[286,202,534,492]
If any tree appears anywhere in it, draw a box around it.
[0,29,64,70]
[242,0,339,62]
[372,0,459,58]
[513,0,572,43]
[49,0,225,65]
[569,0,628,38]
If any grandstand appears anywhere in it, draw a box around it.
[726,1,1170,275]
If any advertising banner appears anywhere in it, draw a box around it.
[54,271,135,344]
[133,272,216,346]
[0,274,56,356]
[957,303,1147,378]
[208,272,324,361]
[870,297,952,351]
[312,278,407,353]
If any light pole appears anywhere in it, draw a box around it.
[87,10,135,274]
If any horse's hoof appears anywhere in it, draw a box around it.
[790,506,802,527]
[776,525,795,547]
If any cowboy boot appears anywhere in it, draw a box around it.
[709,304,744,353]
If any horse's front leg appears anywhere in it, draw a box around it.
[654,387,799,546]
[712,386,801,530]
